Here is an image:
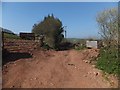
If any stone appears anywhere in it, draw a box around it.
[92,65,95,68]
[68,63,75,66]
[50,83,54,86]
[94,72,99,76]
[83,60,90,63]
[84,75,87,77]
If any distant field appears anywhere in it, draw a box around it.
[65,38,86,44]
[3,33,20,39]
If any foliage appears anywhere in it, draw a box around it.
[96,8,119,76]
[3,33,20,39]
[42,43,52,50]
[59,41,74,50]
[74,45,86,50]
[96,47,119,75]
[96,8,118,47]
[32,14,64,49]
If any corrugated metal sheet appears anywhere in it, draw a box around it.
[86,41,98,49]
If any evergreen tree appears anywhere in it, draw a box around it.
[32,14,64,49]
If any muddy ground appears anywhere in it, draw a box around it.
[2,49,118,88]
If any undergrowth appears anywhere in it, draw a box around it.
[96,46,119,76]
[74,45,86,50]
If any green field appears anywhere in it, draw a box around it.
[3,33,20,39]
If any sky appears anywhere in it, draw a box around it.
[1,0,119,2]
[1,2,118,38]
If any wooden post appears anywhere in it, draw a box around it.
[1,30,4,49]
[65,30,66,38]
[64,26,67,38]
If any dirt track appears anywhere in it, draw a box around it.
[3,49,118,88]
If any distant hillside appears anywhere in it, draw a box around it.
[0,27,14,34]
[65,38,86,44]
[0,27,20,39]
[66,38,101,43]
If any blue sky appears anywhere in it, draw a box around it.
[1,2,117,38]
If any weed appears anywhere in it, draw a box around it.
[96,47,119,75]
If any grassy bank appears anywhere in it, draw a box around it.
[96,46,119,76]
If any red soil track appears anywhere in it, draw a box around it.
[2,49,118,88]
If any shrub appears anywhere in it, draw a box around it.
[96,47,119,75]
[74,44,86,50]
[42,43,52,50]
[59,41,74,50]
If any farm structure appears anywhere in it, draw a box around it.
[19,33,35,40]
[86,40,103,49]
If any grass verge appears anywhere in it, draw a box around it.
[96,46,119,76]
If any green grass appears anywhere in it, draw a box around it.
[74,45,86,50]
[96,46,119,75]
[65,38,86,44]
[3,33,20,39]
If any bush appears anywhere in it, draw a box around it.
[74,44,86,50]
[59,42,74,50]
[42,43,52,50]
[96,47,119,75]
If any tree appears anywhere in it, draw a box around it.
[96,8,119,75]
[32,14,64,49]
[96,8,118,47]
